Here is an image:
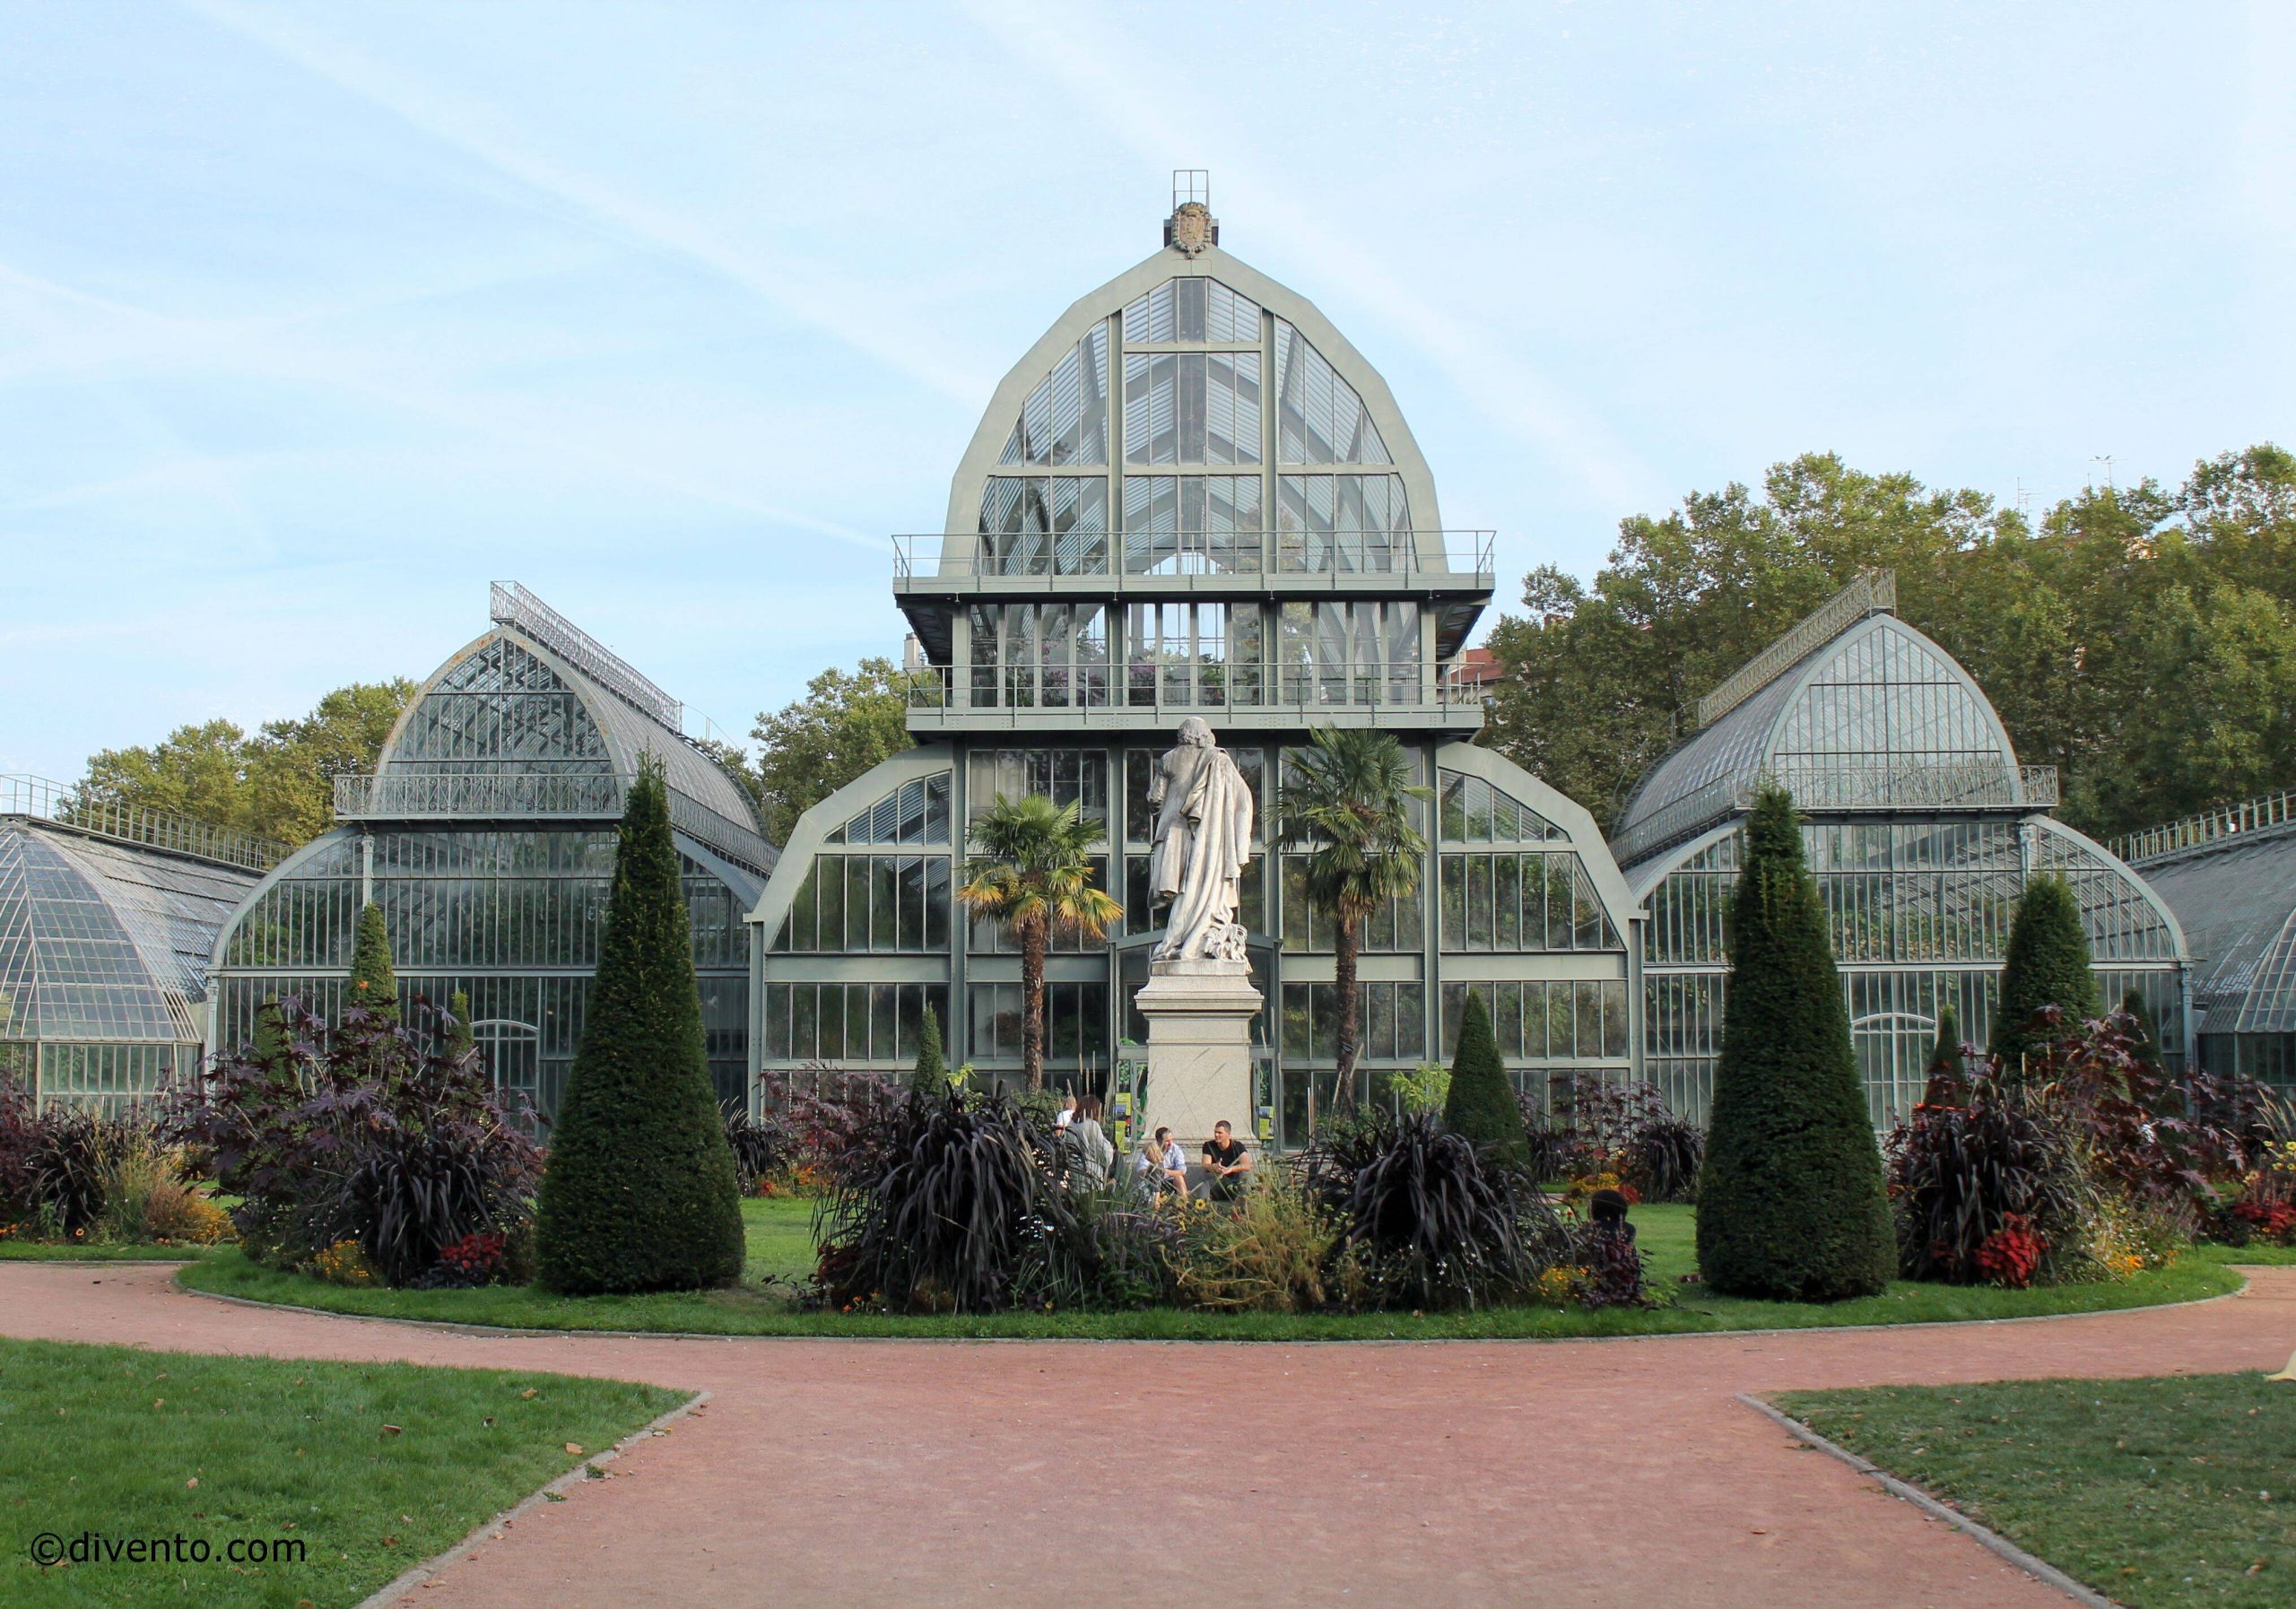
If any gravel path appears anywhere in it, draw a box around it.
[5,1262,2291,1609]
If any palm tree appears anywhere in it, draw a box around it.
[1272,728,1431,1112]
[956,794,1123,1092]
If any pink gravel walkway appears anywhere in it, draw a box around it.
[4,1263,2292,1609]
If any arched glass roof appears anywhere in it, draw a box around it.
[2137,827,2296,1034]
[942,242,1445,565]
[1614,610,2032,867]
[369,626,772,874]
[0,821,258,1046]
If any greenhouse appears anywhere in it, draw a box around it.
[748,188,1641,1145]
[1613,571,2189,1123]
[1,775,273,1113]
[208,583,774,1121]
[2116,789,2296,1093]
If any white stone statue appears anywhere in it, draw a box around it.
[1146,717,1255,963]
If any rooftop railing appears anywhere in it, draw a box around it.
[891,529,1496,586]
[1,773,287,873]
[334,770,774,875]
[1610,758,2057,867]
[1695,570,1897,729]
[491,581,684,731]
[2111,786,2296,867]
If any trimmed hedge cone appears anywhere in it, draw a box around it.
[535,761,744,1294]
[1991,874,2100,1071]
[1443,991,1526,1166]
[347,901,399,1024]
[1696,787,1894,1302]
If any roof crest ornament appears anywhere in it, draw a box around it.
[1164,169,1217,257]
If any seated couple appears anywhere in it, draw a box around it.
[1134,1120,1253,1202]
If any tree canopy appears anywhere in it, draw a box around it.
[745,656,916,843]
[77,679,417,847]
[1481,445,2296,841]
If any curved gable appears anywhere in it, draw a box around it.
[943,244,1444,547]
[1769,614,2019,777]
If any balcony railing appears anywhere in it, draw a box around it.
[333,770,774,874]
[1610,759,2060,867]
[2,773,287,873]
[2112,785,2296,867]
[897,662,1489,720]
[335,770,626,819]
[891,529,1496,586]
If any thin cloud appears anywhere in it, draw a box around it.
[179,0,993,408]
[957,0,1664,517]
[0,253,879,547]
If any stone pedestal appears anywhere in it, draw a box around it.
[1135,958,1262,1152]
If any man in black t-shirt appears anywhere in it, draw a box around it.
[1201,1120,1252,1203]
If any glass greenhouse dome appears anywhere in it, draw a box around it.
[749,188,1640,1145]
[208,584,774,1121]
[1,775,274,1113]
[2116,789,2296,1094]
[1614,572,2189,1123]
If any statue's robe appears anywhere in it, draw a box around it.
[1147,741,1255,961]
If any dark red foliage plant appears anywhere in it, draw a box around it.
[168,996,541,1285]
[2025,1007,2254,1222]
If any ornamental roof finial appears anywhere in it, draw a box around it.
[1164,170,1216,257]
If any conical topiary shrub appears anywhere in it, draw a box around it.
[910,1005,947,1098]
[1992,874,2100,1072]
[347,902,399,1024]
[1921,1004,1965,1106]
[446,988,476,1063]
[2119,987,2160,1068]
[1442,991,1526,1166]
[1696,787,1894,1302]
[535,761,744,1294]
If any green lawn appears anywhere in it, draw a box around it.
[0,1335,685,1609]
[2192,1239,2296,1267]
[171,1197,2246,1341]
[1775,1374,2296,1609]
[1,1240,226,1263]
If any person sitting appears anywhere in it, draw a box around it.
[1053,1092,1078,1132]
[1064,1095,1114,1186]
[1133,1126,1188,1197]
[1201,1120,1252,1203]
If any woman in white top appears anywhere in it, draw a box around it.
[1064,1094,1115,1186]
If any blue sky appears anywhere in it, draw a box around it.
[4,1,2290,781]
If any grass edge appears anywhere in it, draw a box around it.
[1735,1392,2113,1609]
[171,1261,2253,1347]
[354,1387,709,1609]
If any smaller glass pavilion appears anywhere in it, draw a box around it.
[2115,790,2296,1094]
[1613,572,2187,1123]
[1,775,275,1112]
[209,585,774,1120]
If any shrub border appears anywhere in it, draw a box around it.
[171,1264,2251,1347]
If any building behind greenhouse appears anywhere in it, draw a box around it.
[746,188,1643,1144]
[208,584,774,1121]
[1613,571,2190,1123]
[2116,790,2296,1094]
[2,775,274,1113]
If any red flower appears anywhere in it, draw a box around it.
[1974,1213,2045,1289]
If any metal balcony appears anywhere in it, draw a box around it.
[333,770,775,874]
[891,529,1496,592]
